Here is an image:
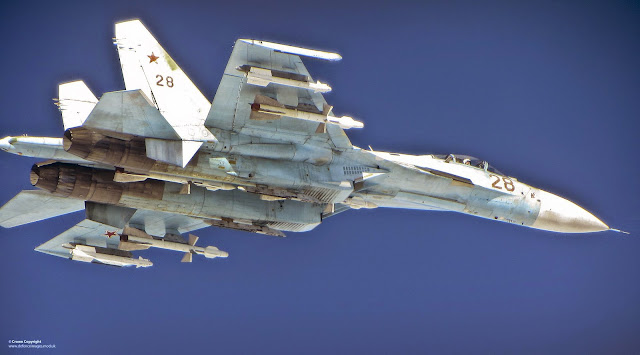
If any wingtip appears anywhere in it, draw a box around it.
[34,247,69,259]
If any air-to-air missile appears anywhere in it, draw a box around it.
[119,227,228,262]
[64,243,153,268]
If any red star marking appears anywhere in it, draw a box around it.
[104,231,118,238]
[148,52,159,63]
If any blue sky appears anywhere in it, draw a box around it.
[1,1,639,353]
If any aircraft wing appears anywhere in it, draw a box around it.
[34,219,125,259]
[34,207,212,260]
[206,39,354,150]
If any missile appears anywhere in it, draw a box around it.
[245,66,332,93]
[63,243,153,268]
[250,95,363,129]
[119,227,229,262]
[239,39,342,61]
[326,115,364,129]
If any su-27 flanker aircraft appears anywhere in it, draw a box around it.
[0,20,625,268]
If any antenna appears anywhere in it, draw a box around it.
[609,228,630,235]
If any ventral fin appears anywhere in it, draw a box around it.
[145,139,202,167]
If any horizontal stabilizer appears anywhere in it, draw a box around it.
[84,90,180,140]
[0,190,85,228]
[58,81,98,130]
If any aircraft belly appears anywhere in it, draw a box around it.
[200,189,323,225]
[118,185,323,226]
[29,163,324,228]
[60,127,349,204]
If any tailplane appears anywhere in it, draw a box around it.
[0,190,85,228]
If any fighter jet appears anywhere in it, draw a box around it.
[0,20,622,268]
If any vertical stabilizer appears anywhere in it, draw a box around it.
[113,19,215,141]
[58,81,98,130]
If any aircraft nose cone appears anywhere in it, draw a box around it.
[532,190,608,233]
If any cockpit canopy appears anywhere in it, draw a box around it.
[434,154,504,175]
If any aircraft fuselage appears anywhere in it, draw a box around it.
[2,131,609,234]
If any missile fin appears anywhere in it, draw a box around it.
[322,104,333,116]
[119,241,151,251]
[180,183,191,195]
[254,94,284,108]
[181,252,193,263]
[188,234,199,246]
[123,226,153,239]
[315,123,327,134]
